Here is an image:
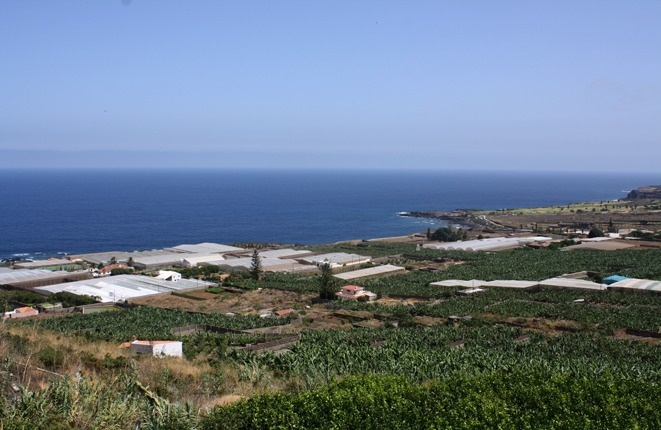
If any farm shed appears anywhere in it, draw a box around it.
[240,248,315,259]
[37,302,63,313]
[131,254,195,270]
[0,269,92,289]
[430,280,539,290]
[13,258,82,271]
[334,264,405,281]
[165,242,244,254]
[69,249,176,266]
[34,275,213,302]
[457,288,485,295]
[538,278,606,291]
[563,241,637,251]
[297,252,371,268]
[424,237,552,252]
[603,275,629,285]
[130,340,183,357]
[216,257,308,273]
[155,270,181,282]
[608,278,661,293]
[486,280,540,289]
[180,253,227,267]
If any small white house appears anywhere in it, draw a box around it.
[155,270,182,282]
[130,340,183,357]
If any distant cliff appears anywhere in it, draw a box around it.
[626,185,661,200]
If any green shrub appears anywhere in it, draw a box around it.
[37,346,65,371]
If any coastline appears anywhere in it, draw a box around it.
[401,188,661,237]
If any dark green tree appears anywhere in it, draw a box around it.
[250,250,262,280]
[430,226,465,242]
[588,226,605,238]
[607,218,617,233]
[318,261,339,300]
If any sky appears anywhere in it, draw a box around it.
[1,0,660,171]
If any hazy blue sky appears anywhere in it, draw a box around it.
[1,0,659,171]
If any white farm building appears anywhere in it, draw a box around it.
[34,275,213,303]
[297,253,371,268]
[424,237,552,252]
[130,340,183,358]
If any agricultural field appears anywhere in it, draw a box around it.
[2,244,661,429]
[28,306,293,342]
[418,197,661,234]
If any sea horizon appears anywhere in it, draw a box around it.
[1,169,659,260]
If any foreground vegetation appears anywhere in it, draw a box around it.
[204,372,661,430]
[2,245,661,428]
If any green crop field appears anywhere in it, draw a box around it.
[27,306,291,342]
[4,246,661,429]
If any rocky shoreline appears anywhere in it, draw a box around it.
[626,185,661,200]
[402,211,507,230]
[402,185,661,236]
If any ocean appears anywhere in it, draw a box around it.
[0,169,658,260]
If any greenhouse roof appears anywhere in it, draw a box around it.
[34,275,213,303]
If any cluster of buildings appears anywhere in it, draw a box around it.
[431,274,661,293]
[0,243,380,306]
[65,243,372,273]
[423,236,554,252]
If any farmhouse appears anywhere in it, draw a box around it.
[98,264,129,276]
[3,306,39,319]
[336,285,377,301]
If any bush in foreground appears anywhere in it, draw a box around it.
[202,372,661,429]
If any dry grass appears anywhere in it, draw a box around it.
[0,322,297,408]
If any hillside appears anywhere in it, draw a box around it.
[626,185,661,200]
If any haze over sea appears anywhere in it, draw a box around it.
[1,169,659,260]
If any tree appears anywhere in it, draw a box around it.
[318,261,339,300]
[109,256,118,265]
[588,226,605,238]
[127,257,134,267]
[607,218,617,233]
[426,227,431,240]
[430,226,465,242]
[250,250,262,280]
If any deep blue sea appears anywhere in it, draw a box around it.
[0,169,658,260]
